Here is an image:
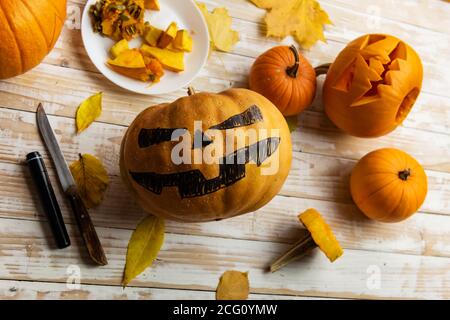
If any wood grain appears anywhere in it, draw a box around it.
[0,0,449,300]
[0,218,449,299]
[0,280,320,300]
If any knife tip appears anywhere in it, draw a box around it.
[37,103,44,113]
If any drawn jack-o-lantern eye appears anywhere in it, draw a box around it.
[137,105,264,149]
[130,105,281,198]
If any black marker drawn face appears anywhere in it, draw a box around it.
[129,105,280,198]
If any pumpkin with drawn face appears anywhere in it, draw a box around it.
[120,88,292,222]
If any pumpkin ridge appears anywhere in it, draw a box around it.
[358,177,398,206]
[0,1,24,74]
[367,151,401,171]
[271,48,291,66]
[45,0,65,22]
[18,0,51,50]
[379,181,405,221]
[273,80,292,113]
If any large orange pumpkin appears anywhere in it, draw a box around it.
[120,88,292,222]
[0,0,67,79]
[323,34,423,137]
[350,148,428,223]
[249,46,317,116]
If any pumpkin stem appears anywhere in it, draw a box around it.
[286,45,300,78]
[269,231,317,273]
[187,87,196,96]
[398,169,411,181]
[315,63,331,76]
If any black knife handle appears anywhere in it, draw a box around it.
[26,152,71,249]
[67,189,108,266]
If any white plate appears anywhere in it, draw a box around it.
[81,0,209,95]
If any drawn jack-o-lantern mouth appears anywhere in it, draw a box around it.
[120,88,292,222]
[129,105,281,198]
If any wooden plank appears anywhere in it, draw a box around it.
[192,0,450,98]
[2,157,450,258]
[0,218,449,299]
[0,279,319,300]
[323,0,450,34]
[0,107,449,216]
[2,60,450,138]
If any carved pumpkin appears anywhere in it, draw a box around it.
[0,0,67,79]
[249,46,317,116]
[120,88,292,222]
[350,148,428,223]
[323,34,423,137]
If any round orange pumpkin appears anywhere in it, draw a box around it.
[249,45,317,116]
[0,0,67,79]
[120,88,292,222]
[323,34,423,138]
[350,148,427,223]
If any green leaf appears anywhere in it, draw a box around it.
[122,215,165,286]
[285,116,299,132]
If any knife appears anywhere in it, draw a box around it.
[36,104,108,266]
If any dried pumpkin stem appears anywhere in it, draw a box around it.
[187,87,196,96]
[286,45,300,78]
[398,168,411,181]
[315,63,332,76]
[269,232,317,273]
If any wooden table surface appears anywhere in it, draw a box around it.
[1,0,450,300]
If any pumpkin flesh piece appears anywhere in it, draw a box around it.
[299,209,343,262]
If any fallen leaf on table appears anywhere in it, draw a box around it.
[249,0,332,49]
[69,154,109,208]
[197,2,239,52]
[285,116,299,132]
[122,215,165,287]
[76,92,103,133]
[216,270,249,300]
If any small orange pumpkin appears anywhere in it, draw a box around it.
[323,34,423,138]
[350,148,428,223]
[0,0,67,79]
[249,45,317,116]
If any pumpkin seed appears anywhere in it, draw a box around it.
[108,4,126,11]
[120,13,130,21]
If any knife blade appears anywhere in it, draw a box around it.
[36,103,108,266]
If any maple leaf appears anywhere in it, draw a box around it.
[197,2,239,52]
[250,0,332,49]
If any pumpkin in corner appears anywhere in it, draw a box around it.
[0,0,67,79]
[120,88,292,222]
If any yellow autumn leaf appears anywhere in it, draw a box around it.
[122,215,165,286]
[69,154,109,209]
[197,2,239,52]
[250,0,332,49]
[76,92,103,133]
[216,270,249,300]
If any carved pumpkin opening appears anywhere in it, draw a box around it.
[396,87,420,124]
[389,41,407,61]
